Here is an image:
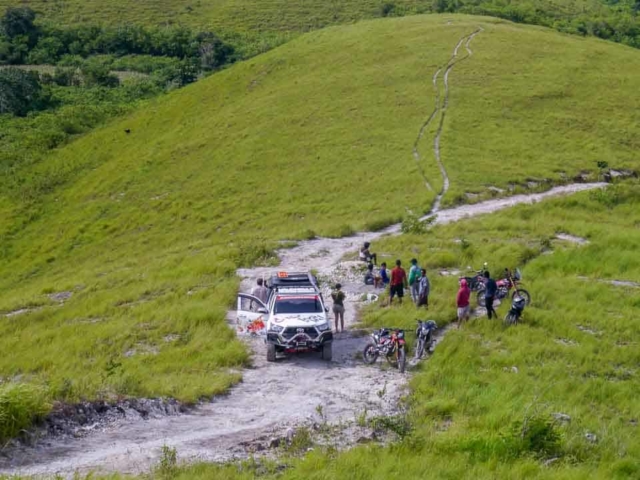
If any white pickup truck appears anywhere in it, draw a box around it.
[237,272,333,362]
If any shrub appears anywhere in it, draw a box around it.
[509,415,563,459]
[0,383,50,443]
[589,186,622,209]
[0,67,51,115]
[380,3,396,17]
[401,210,436,235]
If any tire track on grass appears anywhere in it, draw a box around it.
[413,28,483,212]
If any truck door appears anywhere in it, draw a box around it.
[236,293,269,335]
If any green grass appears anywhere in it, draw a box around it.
[0,14,638,442]
[0,383,49,442]
[1,0,423,31]
[132,181,640,479]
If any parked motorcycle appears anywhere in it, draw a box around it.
[504,294,526,326]
[459,262,488,292]
[476,268,531,306]
[363,328,407,373]
[414,320,438,359]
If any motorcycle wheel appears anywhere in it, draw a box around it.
[362,343,378,364]
[476,290,485,306]
[512,289,531,305]
[504,312,519,326]
[415,338,425,360]
[398,347,406,373]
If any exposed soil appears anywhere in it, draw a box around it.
[412,29,482,210]
[0,181,606,479]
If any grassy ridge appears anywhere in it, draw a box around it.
[2,0,639,52]
[0,15,638,439]
[155,182,640,479]
[0,0,423,31]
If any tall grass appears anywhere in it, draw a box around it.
[0,383,50,443]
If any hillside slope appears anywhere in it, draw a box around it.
[0,14,638,435]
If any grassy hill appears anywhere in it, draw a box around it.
[0,14,639,441]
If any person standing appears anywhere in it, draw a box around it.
[379,262,390,288]
[408,258,421,304]
[417,268,430,308]
[483,270,497,319]
[389,259,408,305]
[359,242,377,265]
[251,278,269,305]
[457,278,471,324]
[331,283,346,332]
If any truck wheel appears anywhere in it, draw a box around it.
[267,343,277,362]
[321,343,332,361]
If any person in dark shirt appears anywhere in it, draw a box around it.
[483,270,497,319]
[379,262,390,286]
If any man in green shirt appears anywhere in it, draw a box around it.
[408,258,421,305]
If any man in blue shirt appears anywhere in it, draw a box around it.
[484,270,497,319]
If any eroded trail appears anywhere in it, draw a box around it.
[413,28,482,211]
[0,182,606,478]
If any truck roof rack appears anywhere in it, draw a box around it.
[267,272,319,290]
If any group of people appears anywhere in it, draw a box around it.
[357,241,501,327]
[455,270,498,324]
[359,243,430,307]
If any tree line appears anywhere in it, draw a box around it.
[0,6,237,117]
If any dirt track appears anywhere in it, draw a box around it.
[0,181,606,478]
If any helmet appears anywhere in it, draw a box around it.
[460,278,468,287]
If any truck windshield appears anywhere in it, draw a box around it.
[274,296,323,314]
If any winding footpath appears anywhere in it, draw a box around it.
[413,29,483,212]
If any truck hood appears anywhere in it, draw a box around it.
[271,313,327,327]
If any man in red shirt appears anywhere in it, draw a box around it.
[457,278,471,324]
[389,259,408,305]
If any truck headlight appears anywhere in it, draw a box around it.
[269,325,284,333]
[316,322,330,332]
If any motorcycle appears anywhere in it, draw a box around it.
[476,268,531,306]
[363,328,407,373]
[459,262,488,292]
[504,294,526,326]
[414,320,438,359]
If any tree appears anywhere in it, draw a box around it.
[0,67,49,116]
[1,7,38,43]
[81,61,119,87]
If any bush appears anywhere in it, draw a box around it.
[81,60,119,87]
[509,415,562,459]
[401,210,436,235]
[1,7,38,42]
[0,67,51,115]
[589,185,622,209]
[0,383,50,443]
